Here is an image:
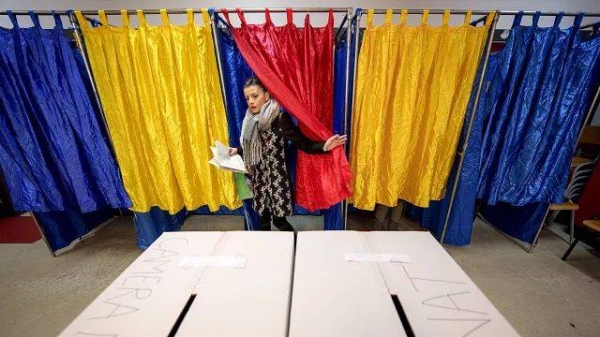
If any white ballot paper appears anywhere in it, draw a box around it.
[209,140,248,174]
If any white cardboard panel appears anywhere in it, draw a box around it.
[366,231,520,337]
[59,232,233,337]
[176,232,294,337]
[289,231,407,337]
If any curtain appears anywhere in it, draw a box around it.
[223,8,353,212]
[429,13,600,245]
[477,12,598,206]
[416,54,492,244]
[0,11,130,214]
[76,9,240,215]
[34,207,117,252]
[216,24,261,230]
[351,9,493,210]
[216,15,348,229]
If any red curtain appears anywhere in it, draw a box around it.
[223,8,353,211]
[575,162,600,226]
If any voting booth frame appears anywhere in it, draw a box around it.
[3,8,600,256]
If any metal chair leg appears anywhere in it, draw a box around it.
[546,210,559,227]
[562,239,579,261]
[569,211,575,244]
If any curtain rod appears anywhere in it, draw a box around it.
[0,8,350,16]
[0,11,100,25]
[498,10,599,16]
[4,9,600,17]
[362,9,600,17]
[362,9,493,15]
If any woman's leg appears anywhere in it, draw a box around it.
[373,204,390,231]
[259,212,272,231]
[273,217,294,232]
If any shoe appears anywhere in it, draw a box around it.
[274,221,295,232]
[372,218,389,231]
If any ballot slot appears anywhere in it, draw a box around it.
[391,294,415,337]
[168,294,197,337]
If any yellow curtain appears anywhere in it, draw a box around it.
[76,9,240,214]
[351,9,494,209]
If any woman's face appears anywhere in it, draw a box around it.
[244,85,270,114]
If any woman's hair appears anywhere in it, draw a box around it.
[244,77,267,92]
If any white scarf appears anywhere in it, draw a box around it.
[240,99,281,167]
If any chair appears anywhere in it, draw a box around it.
[562,220,600,260]
[547,160,597,243]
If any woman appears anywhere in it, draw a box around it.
[229,77,346,231]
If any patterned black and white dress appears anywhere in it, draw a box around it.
[238,112,326,217]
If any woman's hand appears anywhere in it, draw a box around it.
[323,134,347,151]
[228,147,238,156]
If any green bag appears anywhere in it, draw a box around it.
[234,172,253,200]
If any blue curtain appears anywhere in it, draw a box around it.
[322,15,359,230]
[34,207,117,251]
[0,12,131,251]
[216,19,347,230]
[134,207,188,249]
[216,23,261,230]
[426,12,600,245]
[477,13,594,206]
[338,10,363,218]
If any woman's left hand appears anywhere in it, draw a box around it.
[323,134,347,151]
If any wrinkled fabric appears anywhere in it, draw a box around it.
[480,202,549,244]
[427,14,600,245]
[477,14,600,206]
[134,206,188,249]
[223,8,353,212]
[216,26,261,230]
[0,12,130,213]
[418,56,493,244]
[76,9,240,214]
[217,19,346,229]
[351,9,493,209]
[321,26,358,230]
[34,208,116,252]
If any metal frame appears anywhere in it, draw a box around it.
[361,10,600,16]
[364,9,492,15]
[0,8,350,16]
[341,8,353,230]
[344,9,362,231]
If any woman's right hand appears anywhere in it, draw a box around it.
[228,147,238,156]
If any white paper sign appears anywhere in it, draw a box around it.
[178,256,248,268]
[344,253,412,263]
